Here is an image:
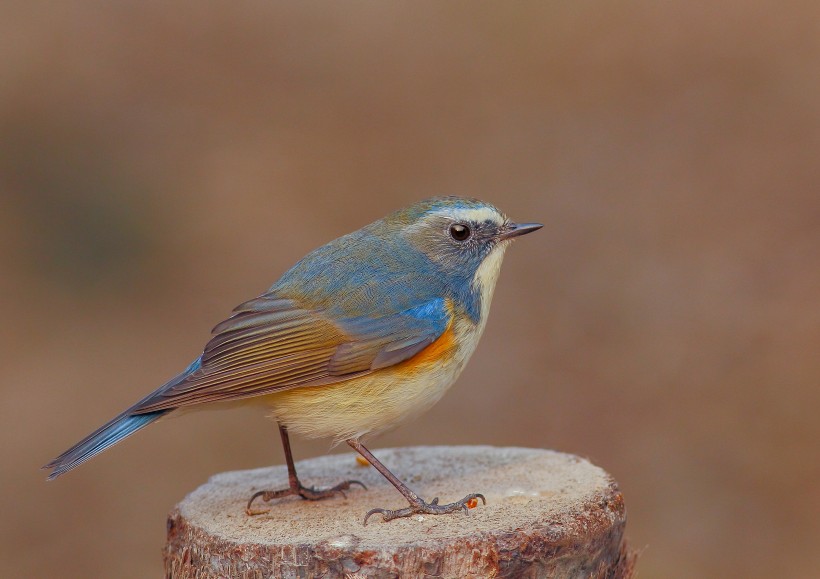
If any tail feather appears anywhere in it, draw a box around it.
[44,357,202,480]
[44,410,167,480]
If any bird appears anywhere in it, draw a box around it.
[44,196,541,524]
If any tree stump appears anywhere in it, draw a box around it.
[164,446,635,578]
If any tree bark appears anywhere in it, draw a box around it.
[164,446,636,578]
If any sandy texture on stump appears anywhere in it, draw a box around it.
[164,446,635,578]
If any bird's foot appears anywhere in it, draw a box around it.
[363,493,486,525]
[246,479,367,515]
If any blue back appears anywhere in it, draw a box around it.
[271,198,488,322]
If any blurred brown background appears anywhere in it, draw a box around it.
[2,2,818,577]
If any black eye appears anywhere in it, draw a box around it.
[449,223,471,241]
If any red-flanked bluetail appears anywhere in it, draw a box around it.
[45,197,541,524]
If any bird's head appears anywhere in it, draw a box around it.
[386,197,542,306]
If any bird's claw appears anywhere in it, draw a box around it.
[362,493,485,525]
[246,479,366,515]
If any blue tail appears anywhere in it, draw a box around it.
[44,410,167,480]
[44,358,202,480]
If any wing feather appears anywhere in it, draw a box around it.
[131,294,451,414]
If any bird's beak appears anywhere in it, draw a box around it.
[498,222,543,240]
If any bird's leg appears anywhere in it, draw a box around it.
[347,439,485,525]
[246,423,366,515]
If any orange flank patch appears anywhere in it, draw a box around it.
[399,325,456,369]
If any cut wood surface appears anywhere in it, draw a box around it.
[164,446,635,578]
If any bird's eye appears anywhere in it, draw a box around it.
[449,223,471,241]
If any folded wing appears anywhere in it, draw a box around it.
[131,295,450,413]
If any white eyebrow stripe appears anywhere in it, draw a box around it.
[428,206,504,225]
